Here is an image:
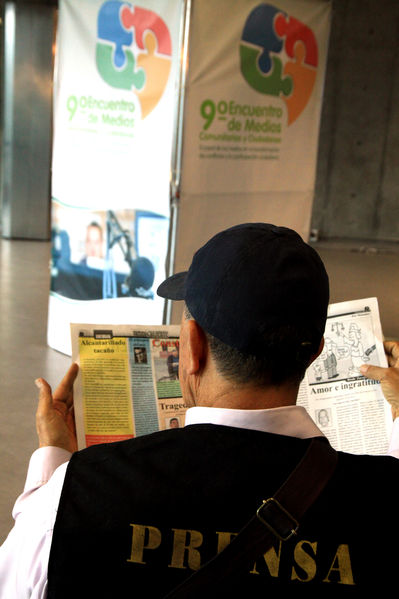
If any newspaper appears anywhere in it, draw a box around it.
[297,297,392,455]
[71,324,187,449]
[71,297,392,454]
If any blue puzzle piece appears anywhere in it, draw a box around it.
[241,3,286,74]
[98,0,133,69]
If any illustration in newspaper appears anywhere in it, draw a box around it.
[308,306,378,384]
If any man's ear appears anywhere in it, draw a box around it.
[182,319,207,375]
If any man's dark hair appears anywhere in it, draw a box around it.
[185,307,317,387]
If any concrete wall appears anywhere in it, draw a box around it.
[312,0,399,243]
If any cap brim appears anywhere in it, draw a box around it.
[157,271,188,300]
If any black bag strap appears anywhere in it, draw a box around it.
[164,436,338,598]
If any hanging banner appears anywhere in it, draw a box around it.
[173,0,331,298]
[49,0,183,354]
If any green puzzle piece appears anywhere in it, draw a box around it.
[96,43,145,91]
[240,44,292,97]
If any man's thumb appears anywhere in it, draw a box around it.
[35,378,53,413]
[360,364,386,381]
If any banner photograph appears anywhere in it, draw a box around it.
[49,0,183,354]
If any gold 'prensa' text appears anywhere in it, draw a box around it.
[126,523,355,585]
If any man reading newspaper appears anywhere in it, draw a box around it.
[1,223,399,597]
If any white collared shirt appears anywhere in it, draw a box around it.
[184,405,323,438]
[1,405,399,598]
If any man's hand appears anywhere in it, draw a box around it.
[35,363,79,453]
[360,341,399,420]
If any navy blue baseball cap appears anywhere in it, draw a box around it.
[157,223,329,356]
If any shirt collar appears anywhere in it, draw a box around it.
[184,405,324,439]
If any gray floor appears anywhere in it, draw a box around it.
[1,237,399,543]
[0,239,70,543]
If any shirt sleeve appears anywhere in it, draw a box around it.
[0,447,71,599]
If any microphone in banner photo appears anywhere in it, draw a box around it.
[104,210,155,300]
[103,210,155,299]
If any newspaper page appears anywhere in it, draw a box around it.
[71,324,187,449]
[297,297,392,455]
[71,297,392,454]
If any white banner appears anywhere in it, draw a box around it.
[181,0,331,196]
[49,0,183,354]
[171,0,331,316]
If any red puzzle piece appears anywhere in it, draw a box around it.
[121,6,171,56]
[275,14,318,67]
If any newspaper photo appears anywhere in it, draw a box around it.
[71,297,392,454]
[297,297,392,455]
[71,324,187,449]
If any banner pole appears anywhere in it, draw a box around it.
[164,0,192,325]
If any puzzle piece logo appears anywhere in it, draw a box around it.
[240,3,318,125]
[96,1,172,118]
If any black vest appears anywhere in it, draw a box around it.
[47,424,399,597]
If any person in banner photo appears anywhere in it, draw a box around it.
[2,223,399,596]
[80,221,105,266]
[50,206,156,301]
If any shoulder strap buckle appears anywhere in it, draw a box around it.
[256,497,299,541]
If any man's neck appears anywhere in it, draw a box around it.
[193,380,299,410]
